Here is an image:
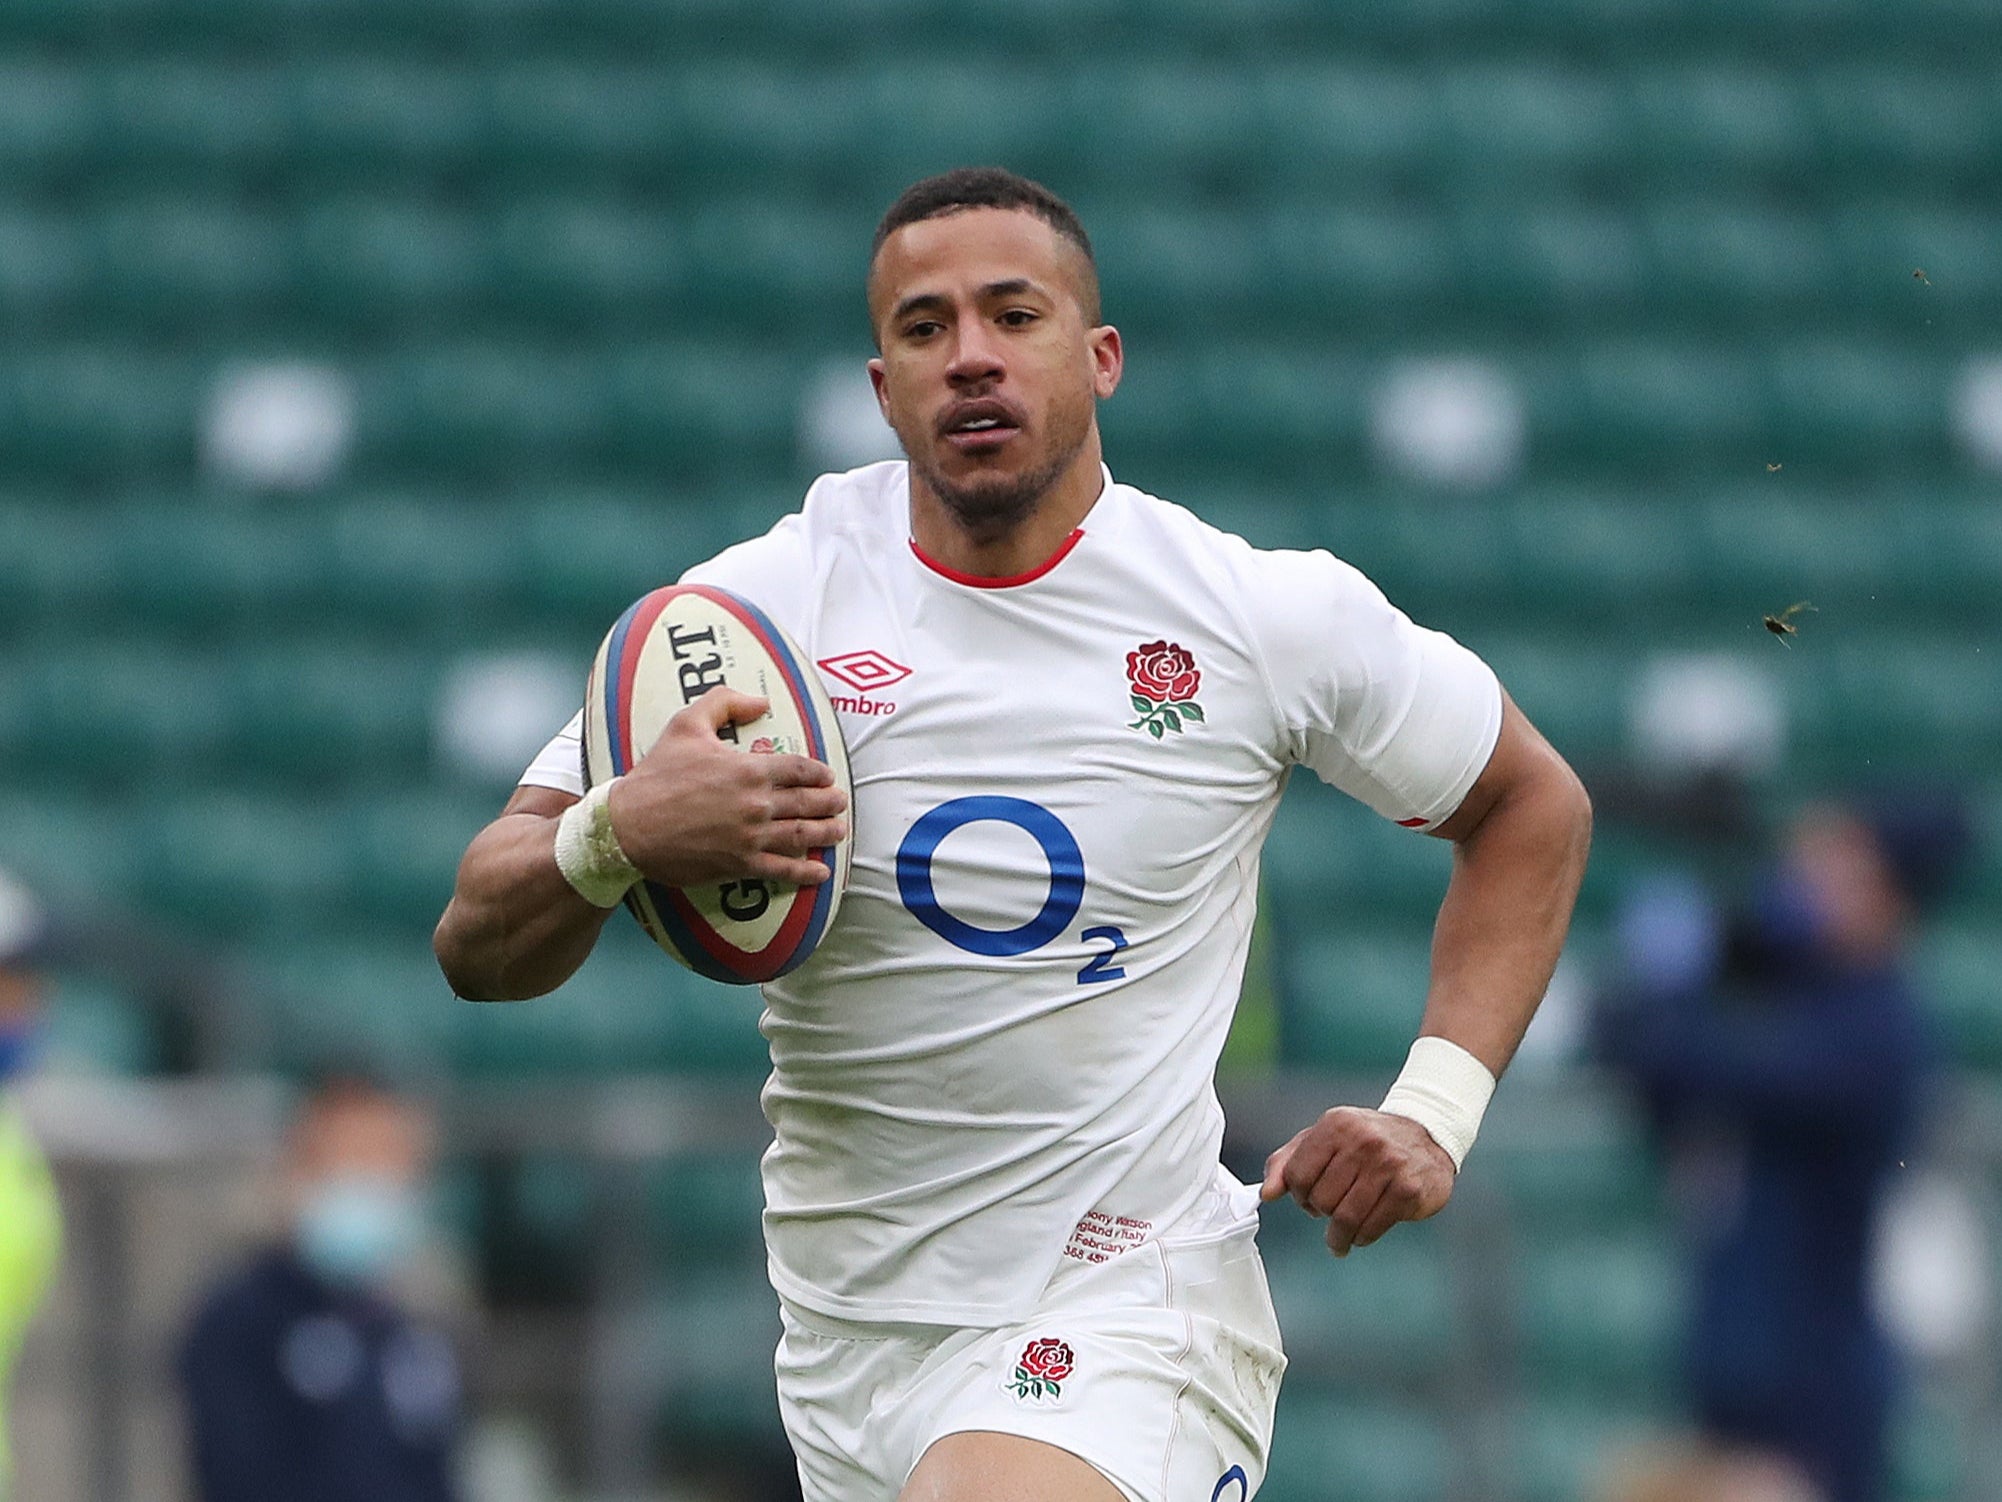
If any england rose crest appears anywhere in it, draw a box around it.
[1007,1337,1074,1401]
[1126,640,1205,739]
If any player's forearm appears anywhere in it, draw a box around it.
[433,813,615,1002]
[1421,757,1592,1077]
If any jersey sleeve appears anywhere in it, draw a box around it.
[519,710,585,796]
[1247,546,1502,831]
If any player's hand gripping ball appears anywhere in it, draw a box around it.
[582,585,854,984]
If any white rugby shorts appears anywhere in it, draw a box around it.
[773,1194,1286,1502]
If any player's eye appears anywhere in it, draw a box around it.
[998,308,1038,327]
[904,319,943,340]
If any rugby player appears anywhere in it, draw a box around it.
[435,167,1592,1502]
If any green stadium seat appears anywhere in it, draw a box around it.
[1832,203,2002,312]
[0,204,87,329]
[1258,64,1439,183]
[491,200,687,324]
[1262,1229,1455,1384]
[449,926,768,1078]
[1626,66,1814,181]
[1263,779,1455,931]
[1509,1397,1679,1502]
[1513,1232,1684,1393]
[0,346,201,479]
[292,61,486,180]
[1436,65,1629,182]
[481,64,682,180]
[1562,343,1772,470]
[108,498,331,630]
[648,1151,766,1266]
[1456,202,1648,316]
[1280,925,1434,1073]
[89,201,293,328]
[1642,200,1839,315]
[1914,921,2002,1069]
[339,788,498,930]
[0,790,146,899]
[1325,492,1519,614]
[1474,638,1629,763]
[139,792,349,938]
[1258,204,1459,325]
[297,199,497,326]
[1503,489,1706,613]
[1263,1393,1452,1502]
[653,1270,786,1442]
[1477,1084,1665,1229]
[43,973,159,1075]
[1767,342,1947,464]
[351,348,616,477]
[95,62,293,183]
[253,936,464,1070]
[0,62,94,184]
[15,646,234,783]
[229,648,439,782]
[680,201,868,326]
[0,501,118,628]
[1888,1386,1971,1502]
[607,348,802,475]
[1807,71,1993,183]
[323,494,530,633]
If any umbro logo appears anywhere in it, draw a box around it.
[817,650,910,718]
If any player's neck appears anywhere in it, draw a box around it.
[908,440,1105,582]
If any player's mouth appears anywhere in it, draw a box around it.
[939,398,1024,454]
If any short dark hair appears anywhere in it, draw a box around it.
[871,167,1100,322]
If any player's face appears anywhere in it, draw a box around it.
[868,208,1121,538]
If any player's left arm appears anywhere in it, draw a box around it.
[1262,691,1591,1255]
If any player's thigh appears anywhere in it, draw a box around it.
[902,1430,1127,1502]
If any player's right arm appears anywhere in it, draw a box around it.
[433,687,848,1002]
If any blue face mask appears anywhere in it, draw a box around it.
[0,1022,39,1084]
[295,1175,424,1288]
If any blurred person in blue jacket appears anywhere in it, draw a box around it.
[0,872,61,1498]
[178,1073,461,1502]
[1595,799,1965,1502]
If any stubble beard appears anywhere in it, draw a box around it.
[903,403,1094,546]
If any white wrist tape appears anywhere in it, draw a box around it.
[1379,1036,1497,1173]
[553,780,643,908]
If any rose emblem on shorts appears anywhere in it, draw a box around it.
[1126,640,1205,739]
[1007,1337,1074,1401]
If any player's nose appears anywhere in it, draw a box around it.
[945,323,1006,387]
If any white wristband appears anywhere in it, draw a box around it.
[1378,1036,1497,1173]
[553,780,643,908]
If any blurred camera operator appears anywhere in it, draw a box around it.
[1595,799,1967,1502]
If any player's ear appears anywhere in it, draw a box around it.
[868,357,892,420]
[1089,325,1123,400]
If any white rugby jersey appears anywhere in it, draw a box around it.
[522,461,1501,1324]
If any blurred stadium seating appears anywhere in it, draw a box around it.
[4,2,2001,1499]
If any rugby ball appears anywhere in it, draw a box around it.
[581,584,852,984]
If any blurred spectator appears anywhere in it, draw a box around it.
[0,872,60,1495]
[1595,800,1968,1502]
[1602,1441,1821,1502]
[178,1073,462,1502]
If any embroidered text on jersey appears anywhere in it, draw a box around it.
[819,650,911,719]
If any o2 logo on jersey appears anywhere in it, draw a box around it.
[895,796,1127,984]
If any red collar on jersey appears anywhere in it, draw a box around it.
[909,528,1085,589]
